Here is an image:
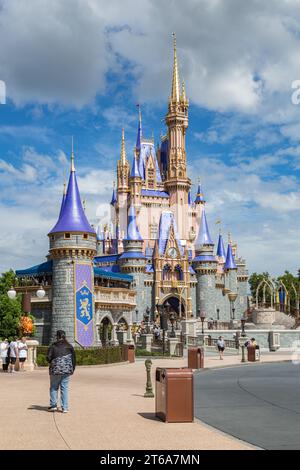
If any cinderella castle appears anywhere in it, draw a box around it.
[15,37,248,347]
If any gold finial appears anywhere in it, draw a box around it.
[228,232,232,244]
[63,179,67,196]
[70,136,75,172]
[120,128,127,165]
[171,32,180,103]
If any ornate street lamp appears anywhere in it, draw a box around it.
[228,292,238,320]
[135,308,139,323]
[216,308,220,320]
[144,306,151,334]
[169,313,176,338]
[7,287,17,299]
[36,286,46,299]
[200,311,206,334]
[240,314,247,363]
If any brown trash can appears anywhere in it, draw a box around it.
[188,347,204,369]
[155,367,194,423]
[247,346,260,362]
[123,344,135,363]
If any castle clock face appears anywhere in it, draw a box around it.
[168,247,177,259]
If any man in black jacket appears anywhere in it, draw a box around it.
[47,330,76,413]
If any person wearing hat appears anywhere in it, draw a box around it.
[47,330,76,413]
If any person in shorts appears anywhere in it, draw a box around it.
[217,336,225,360]
[9,337,19,373]
[0,338,9,372]
[18,337,28,371]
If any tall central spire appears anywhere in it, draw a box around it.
[171,32,180,103]
[120,128,127,165]
[71,136,75,172]
[136,105,142,152]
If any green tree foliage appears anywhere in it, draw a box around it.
[0,270,22,339]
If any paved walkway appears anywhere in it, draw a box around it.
[0,351,291,450]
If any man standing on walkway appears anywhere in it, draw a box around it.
[47,330,76,413]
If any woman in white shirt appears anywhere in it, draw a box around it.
[18,337,28,371]
[0,339,9,372]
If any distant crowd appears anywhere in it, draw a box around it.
[0,337,28,372]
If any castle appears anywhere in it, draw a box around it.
[15,37,248,347]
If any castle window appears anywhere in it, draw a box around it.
[64,233,71,239]
[83,234,88,240]
[174,265,183,281]
[163,265,171,281]
[51,236,55,241]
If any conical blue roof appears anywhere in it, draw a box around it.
[195,183,205,204]
[195,209,214,246]
[216,233,226,258]
[131,154,141,178]
[49,162,94,234]
[126,206,143,241]
[110,187,117,206]
[224,244,237,269]
[136,107,142,151]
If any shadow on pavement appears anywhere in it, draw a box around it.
[28,405,49,412]
[138,412,160,421]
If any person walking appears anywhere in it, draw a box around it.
[217,336,226,360]
[18,337,28,371]
[47,330,76,413]
[0,338,9,372]
[8,337,19,373]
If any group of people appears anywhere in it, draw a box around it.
[0,337,28,372]
[216,336,258,360]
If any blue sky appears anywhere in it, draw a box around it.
[1,0,300,276]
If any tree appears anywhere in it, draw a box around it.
[0,270,22,339]
[248,271,270,300]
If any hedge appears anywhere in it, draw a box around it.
[37,345,124,367]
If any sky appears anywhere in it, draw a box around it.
[0,0,300,276]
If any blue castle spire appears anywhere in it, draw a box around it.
[188,190,192,205]
[195,183,205,204]
[216,233,226,258]
[195,209,214,246]
[131,154,141,178]
[126,205,143,241]
[110,185,117,206]
[136,105,142,152]
[224,243,237,269]
[49,149,94,234]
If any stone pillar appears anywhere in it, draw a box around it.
[141,333,152,352]
[168,337,179,356]
[111,323,119,346]
[25,340,39,371]
[126,324,134,345]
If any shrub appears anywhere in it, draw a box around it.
[36,345,124,367]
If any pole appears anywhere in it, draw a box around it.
[162,329,165,356]
[144,359,154,398]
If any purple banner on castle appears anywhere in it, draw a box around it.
[74,263,94,347]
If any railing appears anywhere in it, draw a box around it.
[204,337,239,349]
[94,287,136,306]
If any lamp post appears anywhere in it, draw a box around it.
[240,315,247,363]
[7,287,17,299]
[169,313,176,338]
[200,311,206,334]
[144,306,150,334]
[135,308,139,323]
[216,308,220,321]
[228,292,238,321]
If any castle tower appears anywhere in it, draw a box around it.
[224,238,238,321]
[164,34,191,240]
[193,209,218,318]
[48,146,97,346]
[117,129,130,238]
[130,153,142,209]
[118,205,147,322]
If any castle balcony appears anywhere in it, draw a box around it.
[94,287,136,309]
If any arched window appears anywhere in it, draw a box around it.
[174,265,183,281]
[162,265,171,281]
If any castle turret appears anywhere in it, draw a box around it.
[118,205,147,322]
[48,146,97,346]
[216,232,226,260]
[117,129,130,240]
[130,154,142,209]
[193,209,218,318]
[164,34,191,240]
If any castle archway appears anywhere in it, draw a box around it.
[99,317,113,346]
[160,294,185,318]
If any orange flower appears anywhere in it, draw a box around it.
[20,316,33,334]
